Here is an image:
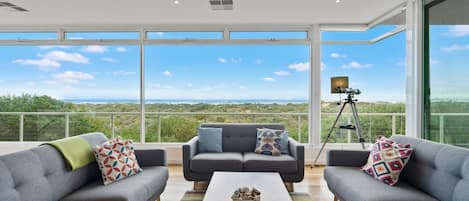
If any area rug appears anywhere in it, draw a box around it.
[180,191,313,201]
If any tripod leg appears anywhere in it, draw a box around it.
[312,102,348,167]
[350,102,366,149]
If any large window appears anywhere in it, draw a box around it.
[321,26,406,144]
[144,44,310,143]
[424,0,469,147]
[0,43,140,141]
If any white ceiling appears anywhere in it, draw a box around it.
[0,0,405,27]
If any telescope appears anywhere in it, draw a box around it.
[330,76,361,96]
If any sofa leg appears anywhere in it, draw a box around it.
[156,196,161,201]
[333,194,339,201]
[193,181,209,192]
[284,182,294,192]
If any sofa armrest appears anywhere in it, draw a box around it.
[288,137,303,160]
[135,149,167,167]
[182,136,198,179]
[326,150,370,167]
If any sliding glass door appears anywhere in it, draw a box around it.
[424,0,469,147]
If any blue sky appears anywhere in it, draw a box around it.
[0,26,464,102]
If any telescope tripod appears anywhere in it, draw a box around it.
[312,93,366,167]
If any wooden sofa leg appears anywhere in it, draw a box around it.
[156,196,161,201]
[333,194,339,201]
[284,182,294,192]
[193,181,209,192]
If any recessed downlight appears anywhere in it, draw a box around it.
[174,0,180,4]
[336,0,341,3]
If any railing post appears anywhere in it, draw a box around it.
[111,114,115,139]
[19,114,24,142]
[439,115,444,143]
[65,114,69,138]
[297,115,301,143]
[347,115,352,143]
[392,114,396,136]
[157,114,161,143]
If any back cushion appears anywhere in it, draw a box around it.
[0,132,107,201]
[391,135,469,201]
[201,123,284,152]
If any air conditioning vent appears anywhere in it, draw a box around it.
[209,0,233,10]
[0,1,28,12]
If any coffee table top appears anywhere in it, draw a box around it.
[203,172,292,201]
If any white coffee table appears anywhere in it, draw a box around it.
[203,172,292,201]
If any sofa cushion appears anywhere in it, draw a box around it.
[60,166,168,201]
[201,123,284,153]
[190,153,243,173]
[243,153,297,174]
[361,137,413,185]
[324,166,438,201]
[197,127,223,153]
[255,128,282,156]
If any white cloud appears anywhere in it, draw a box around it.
[255,59,264,64]
[81,45,107,53]
[239,85,248,89]
[441,44,469,52]
[330,53,347,58]
[151,32,164,37]
[430,58,440,65]
[42,51,90,64]
[321,62,326,71]
[112,70,136,76]
[163,70,172,77]
[116,47,127,52]
[12,58,61,71]
[217,58,228,63]
[341,61,372,69]
[263,77,276,82]
[38,45,70,50]
[50,71,94,84]
[274,71,291,76]
[230,58,242,63]
[288,62,310,72]
[100,57,119,63]
[446,25,469,37]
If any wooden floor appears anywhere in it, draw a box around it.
[160,165,334,201]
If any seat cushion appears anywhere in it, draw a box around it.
[243,152,297,174]
[60,166,168,201]
[324,166,438,201]
[190,153,243,173]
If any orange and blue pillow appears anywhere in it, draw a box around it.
[255,128,283,156]
[93,137,142,185]
[361,136,413,185]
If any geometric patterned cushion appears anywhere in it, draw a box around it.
[93,137,142,185]
[254,128,282,156]
[361,136,413,186]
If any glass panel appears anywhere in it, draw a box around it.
[145,44,309,143]
[321,31,406,143]
[322,25,400,41]
[65,32,140,40]
[425,0,469,148]
[230,32,307,39]
[0,45,140,141]
[147,32,223,39]
[0,32,57,40]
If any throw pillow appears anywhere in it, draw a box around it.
[255,128,282,156]
[361,136,413,185]
[258,128,290,154]
[197,127,223,153]
[93,138,142,185]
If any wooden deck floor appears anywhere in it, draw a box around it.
[160,165,333,201]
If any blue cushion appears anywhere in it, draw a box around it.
[198,127,223,153]
[280,131,290,154]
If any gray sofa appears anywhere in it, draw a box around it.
[324,135,469,201]
[183,123,304,184]
[0,132,169,201]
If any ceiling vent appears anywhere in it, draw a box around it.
[0,2,28,12]
[209,0,233,11]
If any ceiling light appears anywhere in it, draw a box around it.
[173,0,180,4]
[336,0,341,3]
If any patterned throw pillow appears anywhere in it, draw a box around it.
[361,136,413,185]
[255,128,282,156]
[93,137,142,185]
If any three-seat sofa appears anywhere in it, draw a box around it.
[0,132,168,201]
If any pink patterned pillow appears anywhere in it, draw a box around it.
[361,136,413,185]
[93,138,142,185]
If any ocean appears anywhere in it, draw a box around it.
[63,99,309,105]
